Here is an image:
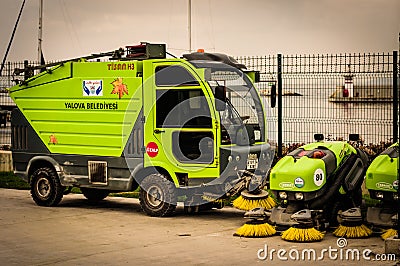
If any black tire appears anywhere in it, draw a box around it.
[80,188,109,202]
[139,174,177,217]
[350,187,363,208]
[325,199,343,227]
[30,167,64,207]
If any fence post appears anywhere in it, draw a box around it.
[23,60,29,81]
[394,50,400,238]
[277,54,283,157]
[393,51,398,143]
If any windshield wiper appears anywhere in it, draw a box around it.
[225,97,244,124]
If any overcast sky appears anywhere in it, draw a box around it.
[0,0,399,62]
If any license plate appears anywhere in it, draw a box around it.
[247,154,258,170]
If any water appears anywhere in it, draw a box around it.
[264,89,394,145]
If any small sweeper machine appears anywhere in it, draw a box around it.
[235,134,371,241]
[365,142,399,240]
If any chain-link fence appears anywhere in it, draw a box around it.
[1,62,27,149]
[1,61,46,149]
[237,52,399,154]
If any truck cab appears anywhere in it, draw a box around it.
[9,43,274,216]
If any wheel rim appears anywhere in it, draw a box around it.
[36,176,51,199]
[146,185,164,208]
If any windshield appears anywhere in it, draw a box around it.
[190,60,265,144]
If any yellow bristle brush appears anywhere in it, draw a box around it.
[233,190,276,211]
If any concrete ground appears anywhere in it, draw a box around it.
[0,188,398,266]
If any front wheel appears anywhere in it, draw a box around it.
[30,167,64,207]
[139,174,177,217]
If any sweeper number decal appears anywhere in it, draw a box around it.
[313,168,324,186]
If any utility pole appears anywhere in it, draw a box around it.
[38,0,43,63]
[188,0,192,53]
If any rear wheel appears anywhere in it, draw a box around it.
[139,174,177,217]
[80,188,109,202]
[30,167,64,207]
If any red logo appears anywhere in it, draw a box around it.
[146,142,159,157]
[49,134,58,145]
[111,77,128,99]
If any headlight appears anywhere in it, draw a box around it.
[376,192,384,199]
[295,192,304,200]
[228,156,233,162]
[262,152,270,160]
[279,191,287,199]
[235,155,241,161]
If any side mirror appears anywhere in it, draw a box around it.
[270,84,276,108]
[245,71,260,83]
[349,134,360,141]
[215,85,226,111]
[314,134,324,141]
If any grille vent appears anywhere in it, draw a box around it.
[88,161,107,184]
[12,125,28,150]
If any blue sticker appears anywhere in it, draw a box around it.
[83,80,103,96]
[294,177,304,188]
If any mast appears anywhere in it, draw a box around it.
[38,0,43,63]
[188,0,192,53]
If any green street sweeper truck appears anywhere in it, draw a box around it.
[8,43,274,217]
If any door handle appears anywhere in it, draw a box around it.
[154,129,165,134]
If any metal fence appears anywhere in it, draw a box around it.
[0,53,399,152]
[1,61,41,149]
[237,52,399,156]
[1,62,20,148]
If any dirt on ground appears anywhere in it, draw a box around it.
[0,188,398,265]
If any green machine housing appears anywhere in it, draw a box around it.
[269,138,368,227]
[365,142,398,201]
[270,141,365,204]
[9,43,273,215]
[365,142,398,227]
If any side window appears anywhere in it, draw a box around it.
[155,65,199,87]
[172,132,214,163]
[156,89,212,128]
